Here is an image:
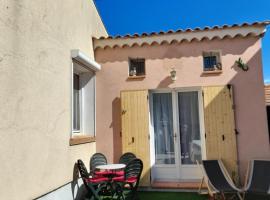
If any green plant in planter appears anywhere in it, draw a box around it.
[235,57,249,71]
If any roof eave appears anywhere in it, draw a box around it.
[94,23,267,50]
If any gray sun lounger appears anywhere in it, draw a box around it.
[198,160,243,200]
[243,160,270,200]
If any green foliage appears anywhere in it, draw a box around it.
[235,57,249,71]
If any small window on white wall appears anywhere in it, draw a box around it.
[72,60,96,136]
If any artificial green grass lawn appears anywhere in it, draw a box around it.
[137,192,270,200]
[138,192,207,200]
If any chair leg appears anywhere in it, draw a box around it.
[237,192,243,200]
[242,192,246,200]
[88,184,101,200]
[208,196,215,200]
[211,194,220,200]
[207,180,216,197]
[221,193,242,200]
[221,192,226,200]
[198,176,204,194]
[114,183,125,200]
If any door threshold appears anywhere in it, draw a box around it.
[152,180,206,190]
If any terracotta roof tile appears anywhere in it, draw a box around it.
[93,21,269,50]
[93,21,270,40]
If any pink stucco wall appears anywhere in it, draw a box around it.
[95,37,270,182]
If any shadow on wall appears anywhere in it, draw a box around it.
[111,97,122,163]
[200,48,269,186]
[71,163,87,200]
[157,76,174,88]
[228,49,270,184]
[203,85,239,184]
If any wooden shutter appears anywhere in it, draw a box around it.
[203,86,238,181]
[265,85,270,105]
[121,90,150,186]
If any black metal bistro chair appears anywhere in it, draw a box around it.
[114,152,137,177]
[243,160,270,200]
[198,160,243,200]
[90,153,109,177]
[90,153,107,171]
[113,158,143,200]
[119,152,136,165]
[77,159,109,200]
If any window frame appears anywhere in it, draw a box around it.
[72,59,96,137]
[70,50,101,145]
[202,50,222,72]
[128,57,146,77]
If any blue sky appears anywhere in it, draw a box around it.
[94,0,270,82]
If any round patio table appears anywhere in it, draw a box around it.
[96,164,126,198]
[96,164,126,170]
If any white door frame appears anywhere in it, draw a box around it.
[149,87,206,182]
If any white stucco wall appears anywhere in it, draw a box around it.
[0,0,107,199]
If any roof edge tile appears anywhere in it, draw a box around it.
[93,21,269,50]
[93,21,269,40]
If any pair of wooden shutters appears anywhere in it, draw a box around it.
[121,86,238,186]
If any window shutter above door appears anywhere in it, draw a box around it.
[203,86,238,182]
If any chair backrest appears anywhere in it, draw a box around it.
[246,160,270,194]
[77,159,89,186]
[124,158,143,189]
[119,152,136,165]
[202,160,237,192]
[90,153,107,171]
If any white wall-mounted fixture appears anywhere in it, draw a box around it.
[71,49,101,71]
[170,68,177,82]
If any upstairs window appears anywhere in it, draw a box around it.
[129,58,145,77]
[203,51,222,71]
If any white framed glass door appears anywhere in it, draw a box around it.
[176,90,204,180]
[152,92,175,165]
[150,88,205,181]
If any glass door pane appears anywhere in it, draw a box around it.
[178,92,202,164]
[153,93,175,164]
